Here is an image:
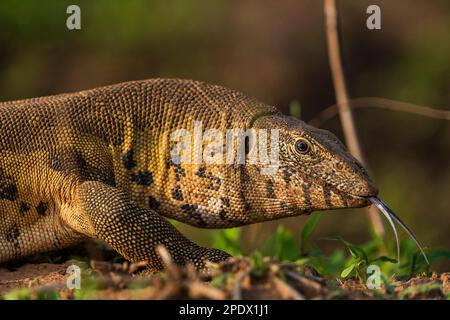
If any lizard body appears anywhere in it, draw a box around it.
[0,79,377,271]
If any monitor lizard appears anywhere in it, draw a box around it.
[0,78,386,272]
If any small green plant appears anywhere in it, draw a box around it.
[3,288,32,300]
[2,288,59,300]
[251,251,268,277]
[263,213,323,262]
[72,265,103,300]
[300,213,322,255]
[326,236,397,282]
[264,225,298,261]
[408,248,450,278]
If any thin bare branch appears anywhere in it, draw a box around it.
[324,0,385,236]
[309,97,450,127]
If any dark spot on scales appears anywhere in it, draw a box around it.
[302,182,312,208]
[181,204,207,227]
[36,201,48,216]
[173,163,186,176]
[220,197,230,207]
[181,203,198,214]
[148,196,160,210]
[6,225,20,243]
[166,158,173,169]
[50,150,115,187]
[173,165,186,182]
[19,201,31,215]
[218,198,231,220]
[74,152,87,168]
[122,150,136,169]
[195,166,221,190]
[207,177,222,191]
[338,192,350,207]
[131,170,153,186]
[172,187,183,201]
[196,166,206,178]
[240,190,251,212]
[219,210,227,220]
[283,168,293,185]
[76,152,116,187]
[102,175,116,187]
[266,180,276,198]
[323,186,333,208]
[167,158,186,181]
[0,177,18,201]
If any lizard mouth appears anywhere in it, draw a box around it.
[335,191,373,208]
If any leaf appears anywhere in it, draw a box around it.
[211,228,242,256]
[324,236,368,263]
[409,248,450,277]
[251,251,266,277]
[408,251,421,278]
[341,264,355,278]
[294,258,310,267]
[300,213,322,255]
[264,225,299,261]
[348,243,369,263]
[211,274,226,288]
[37,290,59,300]
[347,244,360,258]
[370,255,398,264]
[423,249,450,263]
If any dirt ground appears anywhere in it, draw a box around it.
[1,252,448,300]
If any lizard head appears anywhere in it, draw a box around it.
[247,112,429,265]
[246,113,378,219]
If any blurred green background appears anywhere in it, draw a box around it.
[0,1,448,270]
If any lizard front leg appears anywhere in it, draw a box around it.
[62,181,230,272]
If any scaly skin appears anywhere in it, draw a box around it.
[0,79,377,272]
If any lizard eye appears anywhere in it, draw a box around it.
[295,139,310,154]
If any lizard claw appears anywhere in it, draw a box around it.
[189,246,232,272]
[203,248,232,263]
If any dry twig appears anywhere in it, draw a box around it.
[309,97,450,127]
[324,0,385,236]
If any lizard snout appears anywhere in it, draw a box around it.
[348,181,379,198]
[338,157,379,199]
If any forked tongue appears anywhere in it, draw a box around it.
[368,197,429,265]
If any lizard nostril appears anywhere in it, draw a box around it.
[367,183,379,196]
